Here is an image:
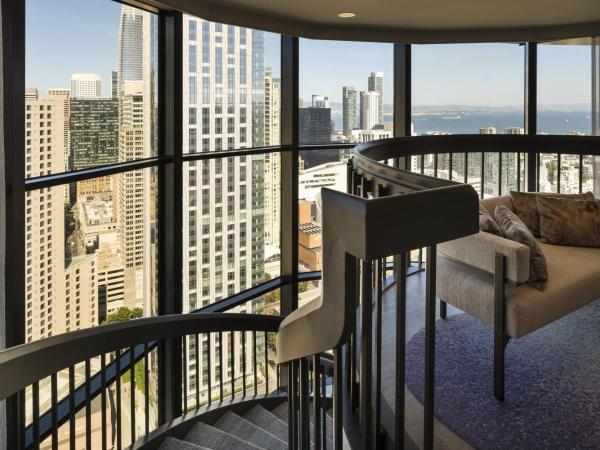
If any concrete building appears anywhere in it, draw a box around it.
[480,126,497,134]
[299,107,332,145]
[368,71,384,125]
[264,69,281,248]
[25,92,98,341]
[46,88,71,173]
[311,95,329,108]
[342,86,358,136]
[182,16,266,403]
[299,161,347,203]
[360,90,380,131]
[70,73,102,99]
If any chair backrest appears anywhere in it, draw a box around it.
[481,195,513,214]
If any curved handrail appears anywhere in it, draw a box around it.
[0,313,282,400]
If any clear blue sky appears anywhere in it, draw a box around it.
[27,0,592,108]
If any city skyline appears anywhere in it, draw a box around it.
[27,0,595,108]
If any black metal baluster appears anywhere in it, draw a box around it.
[557,154,562,192]
[69,365,75,450]
[85,359,91,450]
[480,152,485,199]
[264,331,270,394]
[360,259,373,450]
[207,334,212,406]
[219,332,224,401]
[130,347,136,444]
[424,247,437,450]
[333,347,343,450]
[51,373,57,450]
[420,154,425,174]
[116,349,122,450]
[253,331,258,396]
[288,361,297,450]
[497,152,503,195]
[321,365,327,450]
[144,343,149,436]
[195,334,200,408]
[579,154,584,193]
[231,332,236,398]
[433,153,438,177]
[101,355,107,450]
[242,331,247,397]
[375,258,383,449]
[183,336,188,411]
[517,152,522,191]
[299,358,310,450]
[277,364,281,393]
[449,153,453,181]
[313,354,322,450]
[464,152,469,184]
[395,253,408,449]
[32,381,39,449]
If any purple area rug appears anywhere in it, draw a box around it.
[405,300,600,450]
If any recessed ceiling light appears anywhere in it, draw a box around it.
[337,12,356,18]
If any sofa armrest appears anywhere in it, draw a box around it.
[438,231,530,283]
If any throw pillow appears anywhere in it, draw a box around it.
[509,191,594,237]
[537,196,600,248]
[479,204,502,236]
[495,205,548,290]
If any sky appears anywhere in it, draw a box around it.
[27,0,592,108]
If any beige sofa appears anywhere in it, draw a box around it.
[437,195,600,400]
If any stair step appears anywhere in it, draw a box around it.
[159,436,212,450]
[184,421,263,450]
[269,401,333,448]
[215,410,287,450]
[243,405,288,442]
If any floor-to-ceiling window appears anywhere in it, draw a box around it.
[412,43,525,196]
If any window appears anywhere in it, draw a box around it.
[300,39,393,145]
[412,43,525,196]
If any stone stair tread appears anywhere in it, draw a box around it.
[269,401,333,447]
[243,405,289,442]
[215,410,287,450]
[184,421,263,450]
[159,436,212,450]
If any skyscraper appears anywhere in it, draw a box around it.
[311,95,330,108]
[69,98,119,170]
[264,67,281,248]
[182,17,266,404]
[368,71,384,125]
[46,88,71,173]
[25,91,98,342]
[299,107,332,145]
[342,86,358,136]
[115,5,156,312]
[360,90,380,131]
[70,73,102,99]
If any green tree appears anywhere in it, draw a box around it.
[546,160,558,186]
[102,307,145,392]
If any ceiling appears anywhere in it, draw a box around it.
[152,0,600,43]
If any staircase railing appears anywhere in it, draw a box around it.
[277,136,480,449]
[0,313,282,449]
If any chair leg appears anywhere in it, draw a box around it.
[494,253,506,401]
[439,300,447,319]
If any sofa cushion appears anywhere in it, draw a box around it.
[494,205,548,290]
[479,204,502,235]
[509,191,594,237]
[437,242,600,338]
[537,196,600,248]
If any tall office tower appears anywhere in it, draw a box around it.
[264,67,281,248]
[25,87,38,100]
[480,127,497,134]
[299,108,332,145]
[368,71,384,125]
[182,16,266,403]
[360,90,380,131]
[25,92,97,342]
[342,86,358,136]
[70,98,119,170]
[312,95,330,108]
[47,88,71,172]
[70,74,102,99]
[112,71,118,98]
[116,5,156,312]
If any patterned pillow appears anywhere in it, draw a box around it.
[479,204,502,236]
[495,205,548,290]
[537,196,600,248]
[509,191,595,237]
